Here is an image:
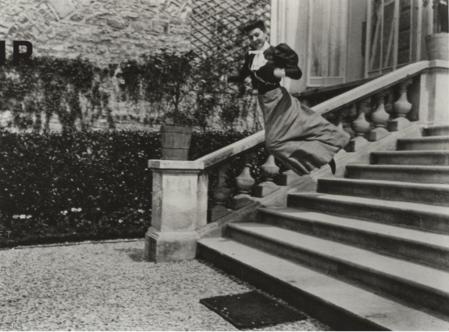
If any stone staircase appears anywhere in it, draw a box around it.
[198,125,449,330]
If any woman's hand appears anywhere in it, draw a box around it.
[273,68,286,78]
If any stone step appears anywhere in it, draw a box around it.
[225,223,449,317]
[345,164,449,184]
[317,177,449,206]
[424,125,449,137]
[397,136,449,151]
[258,207,449,270]
[287,192,449,234]
[197,238,449,330]
[371,150,449,165]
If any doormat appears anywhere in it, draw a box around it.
[199,291,306,329]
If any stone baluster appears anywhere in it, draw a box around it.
[384,89,394,115]
[236,164,255,195]
[388,79,413,131]
[342,104,357,139]
[339,106,355,138]
[254,154,281,197]
[368,92,390,141]
[346,100,371,152]
[232,153,256,209]
[210,164,232,220]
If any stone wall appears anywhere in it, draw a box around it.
[0,0,270,132]
[0,0,192,66]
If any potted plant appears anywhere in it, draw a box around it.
[155,49,235,159]
[424,0,449,60]
[142,50,196,160]
[160,51,195,160]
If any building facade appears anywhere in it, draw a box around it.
[271,0,448,93]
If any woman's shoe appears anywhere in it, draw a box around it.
[329,158,336,175]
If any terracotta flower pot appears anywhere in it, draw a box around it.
[160,125,192,160]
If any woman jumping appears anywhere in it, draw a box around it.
[229,21,349,175]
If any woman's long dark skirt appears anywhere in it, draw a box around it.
[259,87,350,175]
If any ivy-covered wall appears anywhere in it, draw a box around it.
[0,0,270,132]
[0,50,263,133]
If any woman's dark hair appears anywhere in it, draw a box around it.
[242,19,266,34]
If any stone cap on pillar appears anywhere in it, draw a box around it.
[148,159,205,171]
[429,60,449,69]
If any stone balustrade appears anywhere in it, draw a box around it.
[145,60,449,262]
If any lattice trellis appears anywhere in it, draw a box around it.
[190,0,271,59]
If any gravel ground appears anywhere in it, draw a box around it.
[0,239,329,331]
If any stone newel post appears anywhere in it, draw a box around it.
[417,61,449,125]
[144,160,207,262]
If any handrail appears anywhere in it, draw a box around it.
[196,60,449,169]
[196,130,265,169]
[314,60,448,114]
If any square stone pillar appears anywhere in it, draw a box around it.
[144,160,207,262]
[417,61,449,125]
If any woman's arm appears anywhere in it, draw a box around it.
[285,66,302,80]
[273,66,302,80]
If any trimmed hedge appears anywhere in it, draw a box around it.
[0,130,258,247]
